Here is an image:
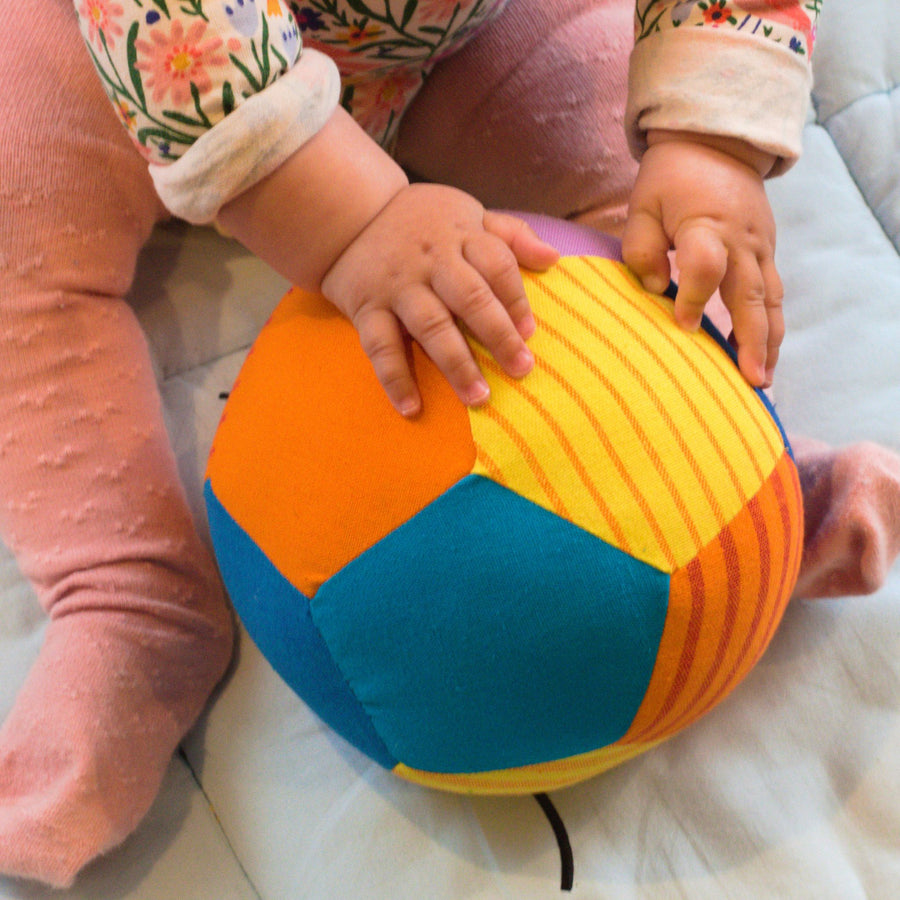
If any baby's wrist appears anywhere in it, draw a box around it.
[217,107,409,291]
[646,129,777,178]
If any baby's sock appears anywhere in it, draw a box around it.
[0,0,233,887]
[395,0,638,235]
[791,438,900,599]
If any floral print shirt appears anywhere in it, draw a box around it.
[628,1,822,172]
[74,0,821,221]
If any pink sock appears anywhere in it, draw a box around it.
[791,438,900,600]
[0,0,233,887]
[394,0,638,236]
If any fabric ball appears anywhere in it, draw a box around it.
[205,216,803,795]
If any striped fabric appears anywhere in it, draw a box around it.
[620,451,803,746]
[468,257,785,575]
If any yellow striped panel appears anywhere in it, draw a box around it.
[393,739,662,796]
[467,258,784,573]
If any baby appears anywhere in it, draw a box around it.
[2,0,899,887]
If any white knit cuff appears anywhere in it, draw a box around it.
[149,48,341,224]
[627,29,812,177]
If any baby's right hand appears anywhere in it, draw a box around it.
[321,183,559,417]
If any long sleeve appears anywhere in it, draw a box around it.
[627,1,822,174]
[74,0,340,222]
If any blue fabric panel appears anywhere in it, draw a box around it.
[310,475,670,775]
[204,481,397,770]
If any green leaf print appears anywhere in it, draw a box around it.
[150,0,171,20]
[343,0,373,17]
[126,22,146,109]
[222,81,235,116]
[400,0,418,31]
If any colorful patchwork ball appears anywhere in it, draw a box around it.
[204,216,803,795]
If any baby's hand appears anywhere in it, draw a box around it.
[622,131,784,388]
[321,183,559,416]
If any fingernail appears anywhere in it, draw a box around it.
[518,313,536,340]
[466,379,491,406]
[511,347,534,377]
[644,274,669,294]
[399,397,421,417]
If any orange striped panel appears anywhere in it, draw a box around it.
[206,287,475,598]
[393,739,662,796]
[620,451,803,745]
[466,257,786,574]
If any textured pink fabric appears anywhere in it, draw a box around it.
[0,0,233,887]
[792,438,900,600]
[394,0,638,236]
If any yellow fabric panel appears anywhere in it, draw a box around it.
[468,258,784,573]
[393,739,662,796]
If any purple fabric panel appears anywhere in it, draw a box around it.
[504,212,623,260]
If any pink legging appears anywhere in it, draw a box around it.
[1,0,898,888]
[396,0,638,235]
[0,0,233,885]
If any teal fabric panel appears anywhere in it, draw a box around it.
[310,475,670,775]
[204,481,397,770]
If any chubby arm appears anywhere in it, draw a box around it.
[74,0,339,222]
[624,1,821,386]
[75,0,557,415]
[217,106,559,417]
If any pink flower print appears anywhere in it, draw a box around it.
[303,39,384,77]
[350,67,422,143]
[135,20,228,107]
[79,0,124,49]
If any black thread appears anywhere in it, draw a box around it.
[534,793,574,892]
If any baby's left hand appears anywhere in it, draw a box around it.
[622,130,784,388]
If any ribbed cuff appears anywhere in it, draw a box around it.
[627,29,812,177]
[149,48,341,224]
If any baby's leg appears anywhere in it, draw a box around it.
[0,0,233,887]
[394,0,638,236]
[791,439,900,600]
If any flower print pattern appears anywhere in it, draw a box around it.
[76,0,510,161]
[79,0,125,48]
[280,15,301,60]
[698,1,736,26]
[77,0,299,163]
[135,20,228,106]
[635,0,819,56]
[114,98,138,132]
[289,4,325,31]
[293,0,509,146]
[223,0,260,37]
[344,65,422,145]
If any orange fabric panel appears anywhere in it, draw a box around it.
[206,288,476,597]
[620,451,803,745]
